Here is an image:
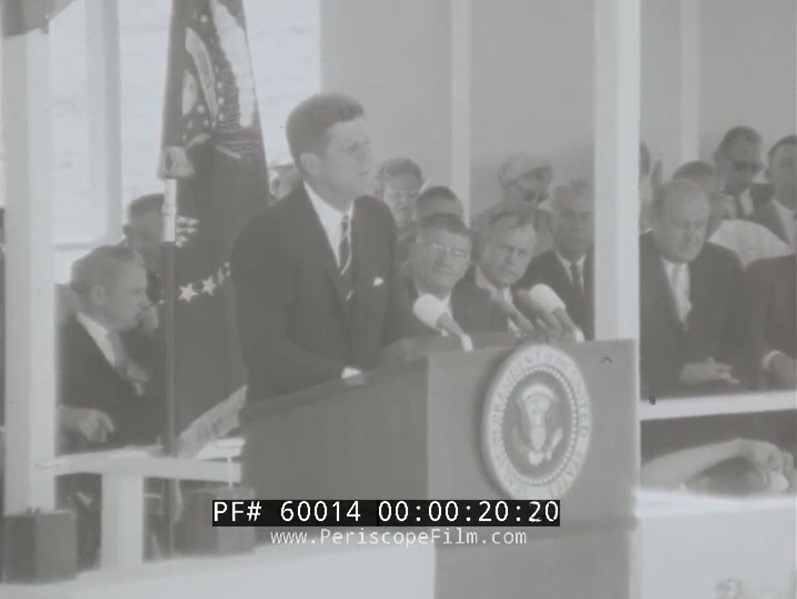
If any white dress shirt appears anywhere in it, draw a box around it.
[305,183,354,266]
[709,219,793,268]
[772,199,797,250]
[76,312,119,369]
[661,258,691,322]
[474,265,519,334]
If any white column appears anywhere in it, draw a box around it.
[595,2,641,597]
[450,0,472,222]
[85,0,123,243]
[101,474,145,568]
[2,30,57,512]
[594,0,641,343]
[678,0,701,163]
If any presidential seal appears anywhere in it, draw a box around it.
[482,344,592,500]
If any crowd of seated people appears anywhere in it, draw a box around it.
[3,116,792,567]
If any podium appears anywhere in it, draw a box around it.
[241,337,637,598]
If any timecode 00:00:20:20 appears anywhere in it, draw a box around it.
[277,499,561,527]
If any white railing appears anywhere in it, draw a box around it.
[639,389,797,421]
[36,438,243,570]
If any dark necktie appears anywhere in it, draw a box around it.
[570,262,583,299]
[339,215,353,304]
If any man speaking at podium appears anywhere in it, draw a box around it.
[232,93,413,400]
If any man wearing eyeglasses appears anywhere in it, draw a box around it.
[713,126,768,219]
[752,136,797,251]
[403,213,505,336]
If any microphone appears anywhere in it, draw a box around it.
[486,289,537,336]
[517,285,585,342]
[413,294,474,351]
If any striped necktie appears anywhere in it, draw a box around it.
[339,214,353,304]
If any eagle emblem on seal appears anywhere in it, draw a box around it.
[482,344,592,500]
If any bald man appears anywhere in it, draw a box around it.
[640,180,746,397]
[519,180,595,339]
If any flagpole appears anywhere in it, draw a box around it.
[162,177,178,555]
[158,0,186,556]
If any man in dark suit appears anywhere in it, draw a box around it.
[713,126,766,219]
[232,94,413,400]
[640,180,745,397]
[464,210,540,335]
[120,193,165,304]
[519,180,594,340]
[751,135,797,251]
[744,254,796,389]
[58,245,164,567]
[402,213,505,336]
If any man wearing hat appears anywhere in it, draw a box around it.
[472,153,555,256]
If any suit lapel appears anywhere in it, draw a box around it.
[296,187,350,312]
[646,242,686,333]
[67,318,132,392]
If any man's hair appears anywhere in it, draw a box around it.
[127,193,164,220]
[552,180,592,210]
[481,210,536,249]
[672,161,716,184]
[70,245,142,299]
[415,185,461,212]
[768,135,797,162]
[415,212,470,239]
[651,179,706,218]
[377,158,423,184]
[286,93,365,167]
[714,126,763,160]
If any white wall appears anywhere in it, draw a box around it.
[700,0,796,159]
[320,0,453,189]
[320,0,795,212]
[469,0,595,215]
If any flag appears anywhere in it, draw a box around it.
[159,0,270,456]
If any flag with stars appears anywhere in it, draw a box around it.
[159,0,270,451]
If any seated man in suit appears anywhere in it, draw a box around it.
[745,254,796,389]
[58,245,164,567]
[232,93,414,400]
[518,180,594,340]
[713,126,766,219]
[752,135,797,251]
[403,213,505,336]
[672,161,792,268]
[464,210,540,336]
[376,157,425,231]
[397,185,464,266]
[640,180,746,397]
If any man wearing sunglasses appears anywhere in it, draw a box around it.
[713,126,768,219]
[752,135,797,251]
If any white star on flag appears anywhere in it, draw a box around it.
[201,277,217,295]
[178,283,199,304]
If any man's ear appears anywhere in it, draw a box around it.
[298,151,321,179]
[89,284,107,307]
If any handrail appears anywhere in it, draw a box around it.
[37,443,242,484]
[639,389,796,421]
